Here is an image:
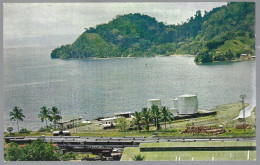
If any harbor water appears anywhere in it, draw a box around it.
[3,47,256,130]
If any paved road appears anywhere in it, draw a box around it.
[5,136,256,144]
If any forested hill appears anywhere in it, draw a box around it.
[51,2,255,63]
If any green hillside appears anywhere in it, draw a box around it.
[51,33,120,59]
[194,2,255,63]
[51,2,255,63]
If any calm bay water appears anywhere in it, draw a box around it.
[3,47,256,130]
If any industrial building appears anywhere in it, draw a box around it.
[240,54,248,60]
[57,117,83,130]
[100,117,120,128]
[114,112,134,118]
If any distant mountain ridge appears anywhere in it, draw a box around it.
[51,2,255,63]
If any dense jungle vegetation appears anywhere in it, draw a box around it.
[51,2,255,63]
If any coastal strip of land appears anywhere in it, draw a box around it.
[4,101,256,138]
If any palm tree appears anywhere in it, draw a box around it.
[38,106,51,128]
[50,106,62,129]
[141,107,150,131]
[133,111,142,130]
[10,106,25,132]
[161,106,172,130]
[151,105,161,130]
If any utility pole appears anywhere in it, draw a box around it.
[73,117,74,128]
[240,94,246,132]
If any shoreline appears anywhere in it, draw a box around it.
[53,54,196,61]
[196,58,255,64]
[54,54,255,64]
[4,102,255,133]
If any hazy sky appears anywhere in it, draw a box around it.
[4,2,227,39]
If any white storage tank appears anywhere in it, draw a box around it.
[177,94,198,114]
[147,99,162,109]
[170,108,179,116]
[173,98,178,109]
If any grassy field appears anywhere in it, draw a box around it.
[140,141,256,148]
[169,102,250,129]
[70,130,153,137]
[4,131,53,137]
[121,140,256,161]
[68,101,255,138]
[5,127,255,138]
[121,147,256,161]
[4,102,255,138]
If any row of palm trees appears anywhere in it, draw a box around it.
[38,106,62,129]
[9,106,62,132]
[10,104,171,132]
[133,105,173,131]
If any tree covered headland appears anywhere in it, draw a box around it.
[51,2,255,63]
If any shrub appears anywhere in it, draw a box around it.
[7,127,13,134]
[38,127,51,132]
[19,128,31,134]
[186,123,193,127]
[132,154,145,161]
[116,118,129,131]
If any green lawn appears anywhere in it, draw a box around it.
[170,102,250,129]
[121,147,256,161]
[4,132,53,137]
[71,130,152,137]
[4,127,255,138]
[121,140,256,161]
[140,141,256,148]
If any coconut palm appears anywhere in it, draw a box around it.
[10,106,25,132]
[141,107,150,131]
[133,111,142,130]
[38,106,51,128]
[151,105,161,130]
[161,106,172,130]
[50,106,62,129]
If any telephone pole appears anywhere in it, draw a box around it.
[240,94,246,132]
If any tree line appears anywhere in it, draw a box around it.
[5,139,75,161]
[8,106,62,133]
[117,105,173,132]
